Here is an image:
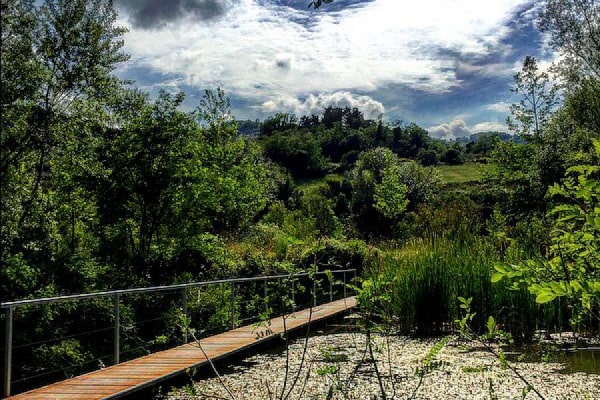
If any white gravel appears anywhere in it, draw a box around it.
[166,331,600,400]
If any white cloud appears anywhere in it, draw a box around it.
[486,101,510,113]
[428,118,506,139]
[261,91,385,119]
[428,119,471,140]
[119,0,531,108]
[472,121,506,132]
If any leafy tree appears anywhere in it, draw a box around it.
[538,0,600,83]
[301,191,339,237]
[466,134,500,157]
[261,130,328,179]
[349,148,440,234]
[506,56,558,140]
[300,114,320,130]
[486,142,547,219]
[1,0,128,297]
[373,165,409,220]
[344,107,365,129]
[494,158,600,325]
[441,147,465,165]
[394,160,441,208]
[350,148,402,234]
[564,78,600,134]
[95,88,270,283]
[322,106,346,129]
[417,149,438,166]
[192,89,270,233]
[260,113,298,136]
[404,123,432,158]
[96,90,199,280]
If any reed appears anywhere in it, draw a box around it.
[368,234,558,339]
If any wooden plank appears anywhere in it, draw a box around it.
[7,297,356,400]
[35,387,131,394]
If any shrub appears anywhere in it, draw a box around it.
[441,148,466,165]
[417,149,439,166]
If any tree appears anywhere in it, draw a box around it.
[344,107,365,129]
[373,165,409,220]
[406,123,431,158]
[261,130,328,179]
[394,161,441,207]
[97,89,271,282]
[506,56,558,140]
[322,106,346,129]
[350,148,403,234]
[493,158,600,324]
[564,78,600,134]
[417,149,438,166]
[486,141,548,219]
[260,113,298,136]
[96,90,199,279]
[191,89,271,233]
[467,134,500,157]
[349,148,440,234]
[300,114,320,129]
[1,0,128,296]
[538,0,600,83]
[441,147,465,165]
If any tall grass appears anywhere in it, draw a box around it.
[368,235,560,339]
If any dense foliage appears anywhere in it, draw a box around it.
[1,0,599,395]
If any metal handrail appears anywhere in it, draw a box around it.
[0,269,356,308]
[2,268,357,397]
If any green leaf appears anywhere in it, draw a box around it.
[491,272,504,283]
[535,291,557,304]
[487,316,496,336]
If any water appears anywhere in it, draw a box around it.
[507,345,600,374]
[556,347,600,374]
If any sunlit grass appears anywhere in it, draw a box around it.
[436,163,483,184]
[297,173,343,193]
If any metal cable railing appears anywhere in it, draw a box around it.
[1,268,356,397]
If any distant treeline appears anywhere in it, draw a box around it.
[235,107,521,180]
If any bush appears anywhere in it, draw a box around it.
[417,149,439,166]
[441,148,466,165]
[301,191,339,237]
[301,238,370,275]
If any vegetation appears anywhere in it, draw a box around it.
[436,163,482,184]
[1,0,600,397]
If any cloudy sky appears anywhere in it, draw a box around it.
[114,0,554,139]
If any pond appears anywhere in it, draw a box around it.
[506,344,600,374]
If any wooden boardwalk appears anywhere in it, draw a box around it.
[7,297,357,400]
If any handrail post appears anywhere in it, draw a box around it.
[113,294,120,365]
[329,275,333,303]
[264,280,268,314]
[277,278,282,312]
[230,281,235,329]
[343,271,347,298]
[312,275,317,307]
[182,287,188,344]
[291,278,296,311]
[4,307,13,398]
